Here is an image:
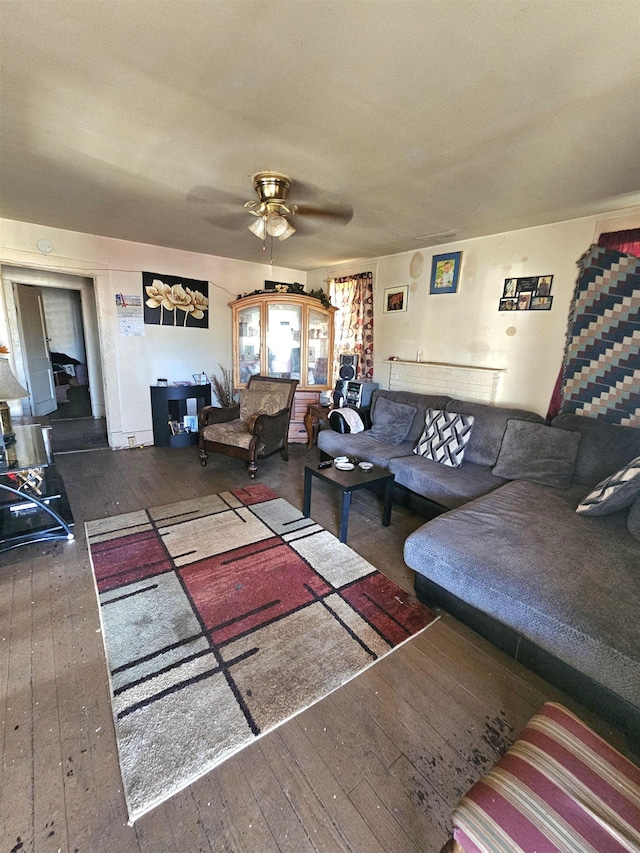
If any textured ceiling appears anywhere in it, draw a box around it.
[1,0,639,271]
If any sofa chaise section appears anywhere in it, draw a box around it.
[404,412,640,745]
[405,480,640,711]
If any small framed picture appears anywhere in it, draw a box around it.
[535,276,553,296]
[499,298,518,311]
[430,251,462,294]
[517,291,533,311]
[530,295,553,310]
[384,285,409,313]
[503,279,518,298]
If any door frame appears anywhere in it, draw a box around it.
[1,265,111,439]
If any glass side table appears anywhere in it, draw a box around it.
[0,424,75,552]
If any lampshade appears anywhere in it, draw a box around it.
[0,358,28,400]
[266,211,288,238]
[277,220,296,240]
[248,217,267,239]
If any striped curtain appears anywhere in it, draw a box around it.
[329,272,374,381]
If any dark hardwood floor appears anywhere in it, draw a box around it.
[1,442,629,853]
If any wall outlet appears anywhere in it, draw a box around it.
[127,435,136,448]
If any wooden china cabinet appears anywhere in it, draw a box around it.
[230,292,336,442]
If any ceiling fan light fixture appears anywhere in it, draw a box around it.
[248,217,267,239]
[266,210,289,238]
[277,221,296,241]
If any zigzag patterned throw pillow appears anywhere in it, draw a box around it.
[413,409,474,468]
[576,455,640,516]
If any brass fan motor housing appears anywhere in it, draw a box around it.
[252,172,291,205]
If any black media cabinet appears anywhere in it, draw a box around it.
[150,384,212,448]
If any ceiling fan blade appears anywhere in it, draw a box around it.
[287,177,354,226]
[186,185,247,208]
[293,203,354,226]
[204,212,252,231]
[187,185,256,230]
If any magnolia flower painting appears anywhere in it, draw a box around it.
[142,272,209,328]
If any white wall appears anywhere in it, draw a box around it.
[3,207,638,446]
[309,206,640,416]
[0,219,306,447]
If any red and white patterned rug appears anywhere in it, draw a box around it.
[86,484,438,823]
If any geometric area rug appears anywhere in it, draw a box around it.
[85,484,438,823]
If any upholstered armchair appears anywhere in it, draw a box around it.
[198,375,299,478]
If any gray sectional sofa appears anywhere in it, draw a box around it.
[318,390,640,747]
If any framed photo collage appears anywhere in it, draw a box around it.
[499,275,553,312]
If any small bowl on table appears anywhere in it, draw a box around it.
[334,458,355,471]
[358,461,373,472]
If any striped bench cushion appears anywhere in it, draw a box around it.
[452,702,640,853]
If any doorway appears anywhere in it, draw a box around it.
[2,268,108,453]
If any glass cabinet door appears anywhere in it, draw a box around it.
[267,303,302,380]
[307,308,330,386]
[237,305,261,384]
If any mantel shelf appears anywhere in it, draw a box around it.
[384,359,506,373]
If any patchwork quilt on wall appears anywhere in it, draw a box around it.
[560,245,640,427]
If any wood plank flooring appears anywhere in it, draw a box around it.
[0,442,631,853]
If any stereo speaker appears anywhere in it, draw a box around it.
[338,353,358,381]
[333,379,349,408]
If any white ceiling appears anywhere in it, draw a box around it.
[1,0,639,271]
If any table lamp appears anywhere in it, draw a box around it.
[0,357,29,451]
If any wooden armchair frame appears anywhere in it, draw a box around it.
[198,375,298,478]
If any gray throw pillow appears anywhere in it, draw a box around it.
[369,396,417,445]
[576,455,640,516]
[627,496,640,542]
[492,420,581,489]
[413,409,475,468]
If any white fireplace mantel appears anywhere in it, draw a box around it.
[384,360,505,404]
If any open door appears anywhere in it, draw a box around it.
[15,284,57,416]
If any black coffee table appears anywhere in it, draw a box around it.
[303,461,395,543]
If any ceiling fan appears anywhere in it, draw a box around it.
[243,172,353,243]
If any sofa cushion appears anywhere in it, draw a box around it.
[445,400,545,466]
[628,496,640,542]
[403,479,640,709]
[576,456,640,516]
[414,409,475,468]
[552,413,640,486]
[371,390,452,444]
[317,429,414,467]
[389,455,506,509]
[492,420,581,489]
[202,420,253,450]
[369,396,417,445]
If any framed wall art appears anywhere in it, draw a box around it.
[430,251,462,294]
[143,272,209,328]
[383,285,409,313]
[498,275,554,311]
